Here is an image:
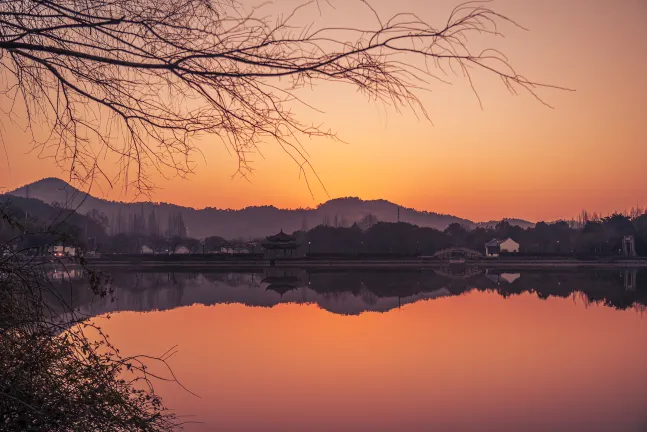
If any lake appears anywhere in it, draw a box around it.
[77,268,647,431]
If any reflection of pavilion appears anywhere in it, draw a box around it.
[261,268,304,296]
[261,276,301,296]
[261,230,298,258]
[264,283,297,296]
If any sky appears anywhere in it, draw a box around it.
[1,0,646,222]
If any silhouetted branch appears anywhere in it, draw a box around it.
[0,0,566,194]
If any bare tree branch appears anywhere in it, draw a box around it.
[0,0,567,194]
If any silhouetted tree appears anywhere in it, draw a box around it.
[110,233,139,253]
[183,238,202,254]
[358,214,379,231]
[85,209,109,233]
[204,236,228,253]
[150,235,169,254]
[322,214,331,227]
[0,0,556,192]
[166,212,187,238]
[333,214,340,228]
[148,210,160,238]
[167,236,184,254]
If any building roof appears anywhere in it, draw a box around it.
[262,230,298,250]
[265,229,296,243]
[485,238,501,247]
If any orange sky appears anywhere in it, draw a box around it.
[1,0,646,222]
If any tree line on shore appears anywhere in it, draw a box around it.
[3,196,647,257]
[296,213,647,257]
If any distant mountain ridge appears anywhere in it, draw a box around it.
[6,178,534,239]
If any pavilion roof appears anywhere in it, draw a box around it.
[265,229,296,243]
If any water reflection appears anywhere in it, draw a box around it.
[69,267,647,432]
[61,267,647,317]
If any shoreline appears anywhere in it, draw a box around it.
[78,257,647,270]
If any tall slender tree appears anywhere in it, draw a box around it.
[148,209,159,238]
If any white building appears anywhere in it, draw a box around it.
[499,238,520,253]
[484,238,520,257]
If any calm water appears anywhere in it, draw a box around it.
[76,268,647,431]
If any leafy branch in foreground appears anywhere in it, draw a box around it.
[0,210,186,431]
[0,0,566,193]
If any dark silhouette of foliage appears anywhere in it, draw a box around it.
[295,215,647,257]
[0,196,108,253]
[203,236,228,253]
[0,214,182,431]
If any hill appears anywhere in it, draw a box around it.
[0,193,108,248]
[476,219,535,230]
[7,178,534,239]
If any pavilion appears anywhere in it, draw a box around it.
[261,230,299,258]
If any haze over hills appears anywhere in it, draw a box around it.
[6,178,534,239]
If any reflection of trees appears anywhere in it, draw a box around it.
[63,269,647,316]
[201,271,264,289]
[475,269,647,310]
[304,269,647,311]
[360,289,379,306]
[305,270,452,298]
[60,271,198,311]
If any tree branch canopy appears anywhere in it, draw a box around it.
[0,0,561,193]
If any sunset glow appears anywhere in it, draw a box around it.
[1,0,646,221]
[4,2,647,431]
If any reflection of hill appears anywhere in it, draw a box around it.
[61,268,647,318]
